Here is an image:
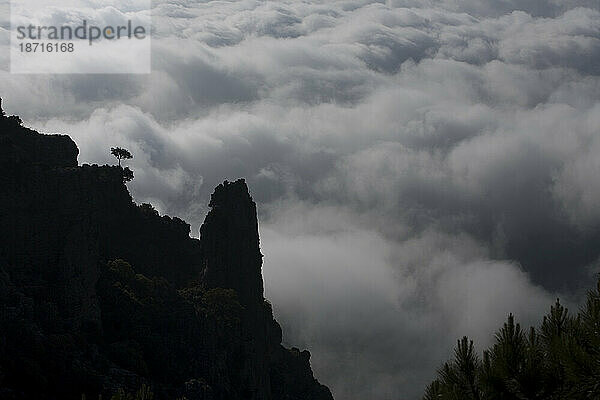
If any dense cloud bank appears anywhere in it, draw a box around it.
[2,0,599,398]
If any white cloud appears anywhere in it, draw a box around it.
[2,0,600,398]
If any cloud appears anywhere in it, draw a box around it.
[262,203,555,400]
[2,0,600,398]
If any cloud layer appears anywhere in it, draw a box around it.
[2,0,600,398]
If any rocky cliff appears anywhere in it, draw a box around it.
[0,98,333,400]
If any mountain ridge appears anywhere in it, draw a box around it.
[0,97,333,400]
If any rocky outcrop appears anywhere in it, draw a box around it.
[0,99,77,168]
[0,98,333,400]
[200,180,264,309]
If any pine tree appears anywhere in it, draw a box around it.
[428,337,482,400]
[423,278,600,400]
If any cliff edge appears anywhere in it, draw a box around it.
[0,98,333,400]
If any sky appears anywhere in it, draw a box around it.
[1,1,600,399]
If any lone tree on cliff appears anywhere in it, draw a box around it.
[111,147,134,183]
[122,166,134,182]
[111,147,133,167]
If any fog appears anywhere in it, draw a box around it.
[1,0,599,398]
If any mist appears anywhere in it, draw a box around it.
[2,0,599,398]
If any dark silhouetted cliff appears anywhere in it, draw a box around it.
[0,98,333,400]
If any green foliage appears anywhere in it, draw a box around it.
[111,147,133,167]
[423,278,600,400]
[99,259,188,379]
[104,259,171,305]
[7,115,23,126]
[179,286,244,343]
[122,166,134,182]
[108,259,136,282]
[110,384,153,400]
[81,384,153,400]
[201,288,244,329]
[139,203,159,217]
[436,337,482,400]
[99,260,246,386]
[423,380,443,400]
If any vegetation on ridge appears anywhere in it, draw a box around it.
[424,277,600,400]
